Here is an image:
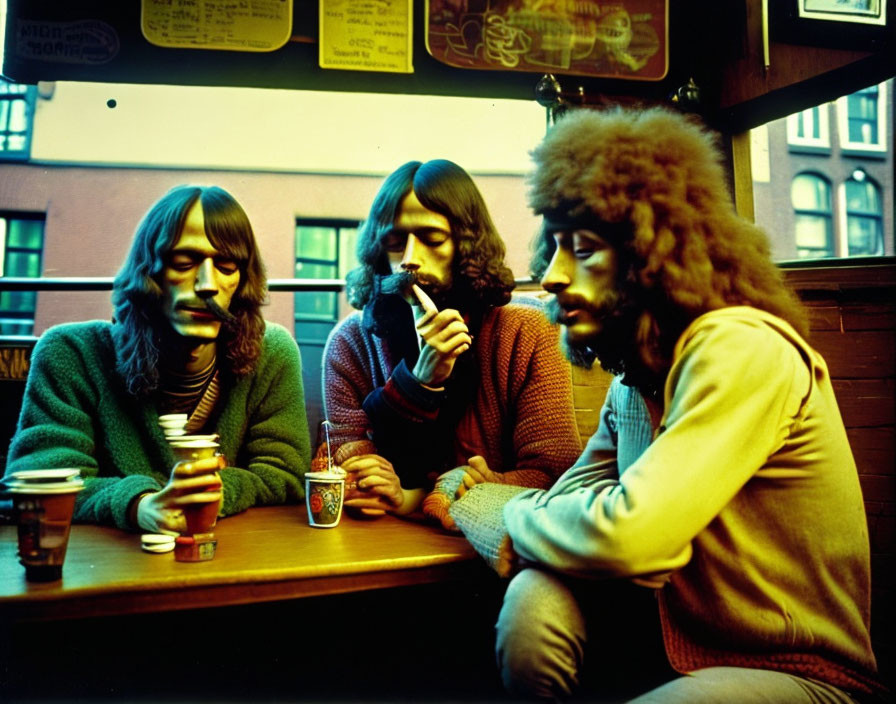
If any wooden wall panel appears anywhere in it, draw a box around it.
[786,264,895,685]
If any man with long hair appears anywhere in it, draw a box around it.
[6,185,310,533]
[448,108,883,702]
[321,159,581,517]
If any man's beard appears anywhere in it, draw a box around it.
[546,292,632,376]
[378,270,455,311]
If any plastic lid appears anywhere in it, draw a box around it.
[3,479,85,494]
[305,471,345,481]
[8,468,81,483]
[141,541,175,554]
[141,533,177,545]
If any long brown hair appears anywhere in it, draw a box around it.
[529,106,808,382]
[112,185,268,395]
[346,159,515,312]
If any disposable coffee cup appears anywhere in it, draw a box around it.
[2,469,84,582]
[305,470,345,528]
[167,439,222,534]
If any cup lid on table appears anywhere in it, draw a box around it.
[141,533,176,553]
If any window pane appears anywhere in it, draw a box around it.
[338,227,359,277]
[7,219,44,249]
[794,215,831,250]
[847,217,883,256]
[4,251,41,277]
[845,180,880,214]
[0,290,37,312]
[294,319,338,344]
[294,291,336,318]
[0,102,9,130]
[0,320,34,335]
[295,260,336,279]
[791,175,830,211]
[9,100,26,132]
[295,226,337,260]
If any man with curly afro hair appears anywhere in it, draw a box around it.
[320,159,582,518]
[447,107,883,702]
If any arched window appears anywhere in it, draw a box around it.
[844,177,884,256]
[791,173,833,259]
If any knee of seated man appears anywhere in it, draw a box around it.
[496,569,585,700]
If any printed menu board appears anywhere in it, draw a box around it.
[426,0,668,81]
[319,0,413,73]
[141,0,292,52]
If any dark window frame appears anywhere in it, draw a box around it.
[0,78,37,161]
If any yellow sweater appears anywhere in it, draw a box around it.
[503,307,880,696]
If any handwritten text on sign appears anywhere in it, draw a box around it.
[141,0,292,52]
[320,0,413,73]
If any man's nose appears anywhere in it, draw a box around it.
[540,250,571,294]
[400,235,420,271]
[194,258,219,298]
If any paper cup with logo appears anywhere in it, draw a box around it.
[305,470,345,528]
[2,468,85,582]
[167,438,222,534]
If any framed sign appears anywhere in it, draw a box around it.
[799,0,887,26]
[425,0,668,81]
[771,0,892,49]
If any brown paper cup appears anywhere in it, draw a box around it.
[3,469,84,582]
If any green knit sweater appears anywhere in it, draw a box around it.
[5,321,310,530]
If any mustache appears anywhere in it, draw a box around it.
[379,270,416,297]
[177,297,238,325]
[546,291,621,324]
[378,271,448,298]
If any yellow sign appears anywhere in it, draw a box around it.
[319,0,413,73]
[141,0,292,52]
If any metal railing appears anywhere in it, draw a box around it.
[0,277,347,292]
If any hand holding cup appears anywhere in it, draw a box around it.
[137,453,224,534]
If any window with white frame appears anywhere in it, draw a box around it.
[786,104,830,149]
[791,173,834,259]
[0,214,45,335]
[836,81,888,153]
[843,175,884,256]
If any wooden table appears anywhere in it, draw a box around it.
[0,505,480,622]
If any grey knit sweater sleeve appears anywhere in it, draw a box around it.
[449,483,537,575]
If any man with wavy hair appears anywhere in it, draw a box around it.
[448,108,883,702]
[6,185,310,533]
[321,159,581,518]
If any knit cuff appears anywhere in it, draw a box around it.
[110,475,163,531]
[386,359,446,419]
[450,483,534,576]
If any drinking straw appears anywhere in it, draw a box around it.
[322,419,334,473]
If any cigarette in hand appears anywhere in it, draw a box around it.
[412,284,438,314]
